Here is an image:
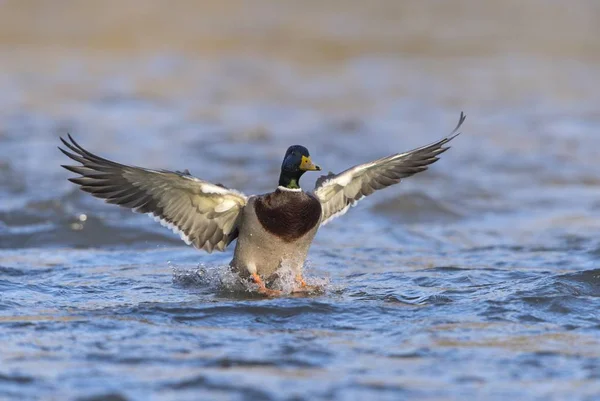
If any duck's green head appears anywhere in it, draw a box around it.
[279,145,321,189]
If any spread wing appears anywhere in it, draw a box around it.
[314,112,465,226]
[59,135,247,252]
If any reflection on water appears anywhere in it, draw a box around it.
[1,1,600,400]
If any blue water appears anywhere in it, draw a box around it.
[2,2,600,400]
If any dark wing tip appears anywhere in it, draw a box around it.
[454,111,466,133]
[57,146,74,159]
[59,134,89,158]
[60,133,76,147]
[444,111,466,142]
[65,133,87,154]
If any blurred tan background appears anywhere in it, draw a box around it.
[0,0,599,117]
[1,1,599,58]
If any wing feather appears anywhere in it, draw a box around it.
[314,112,465,225]
[59,135,247,252]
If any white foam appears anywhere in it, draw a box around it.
[171,261,331,296]
[171,263,243,291]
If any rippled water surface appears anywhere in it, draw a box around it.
[1,1,600,400]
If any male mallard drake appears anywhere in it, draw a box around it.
[59,112,465,296]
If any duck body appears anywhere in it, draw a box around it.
[59,112,465,296]
[232,189,322,282]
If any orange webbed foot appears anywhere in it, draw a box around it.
[292,274,321,294]
[296,274,308,288]
[251,273,282,297]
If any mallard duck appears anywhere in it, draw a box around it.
[59,112,465,296]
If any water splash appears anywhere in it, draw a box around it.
[170,261,330,296]
[268,261,331,296]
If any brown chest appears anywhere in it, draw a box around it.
[254,191,322,242]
